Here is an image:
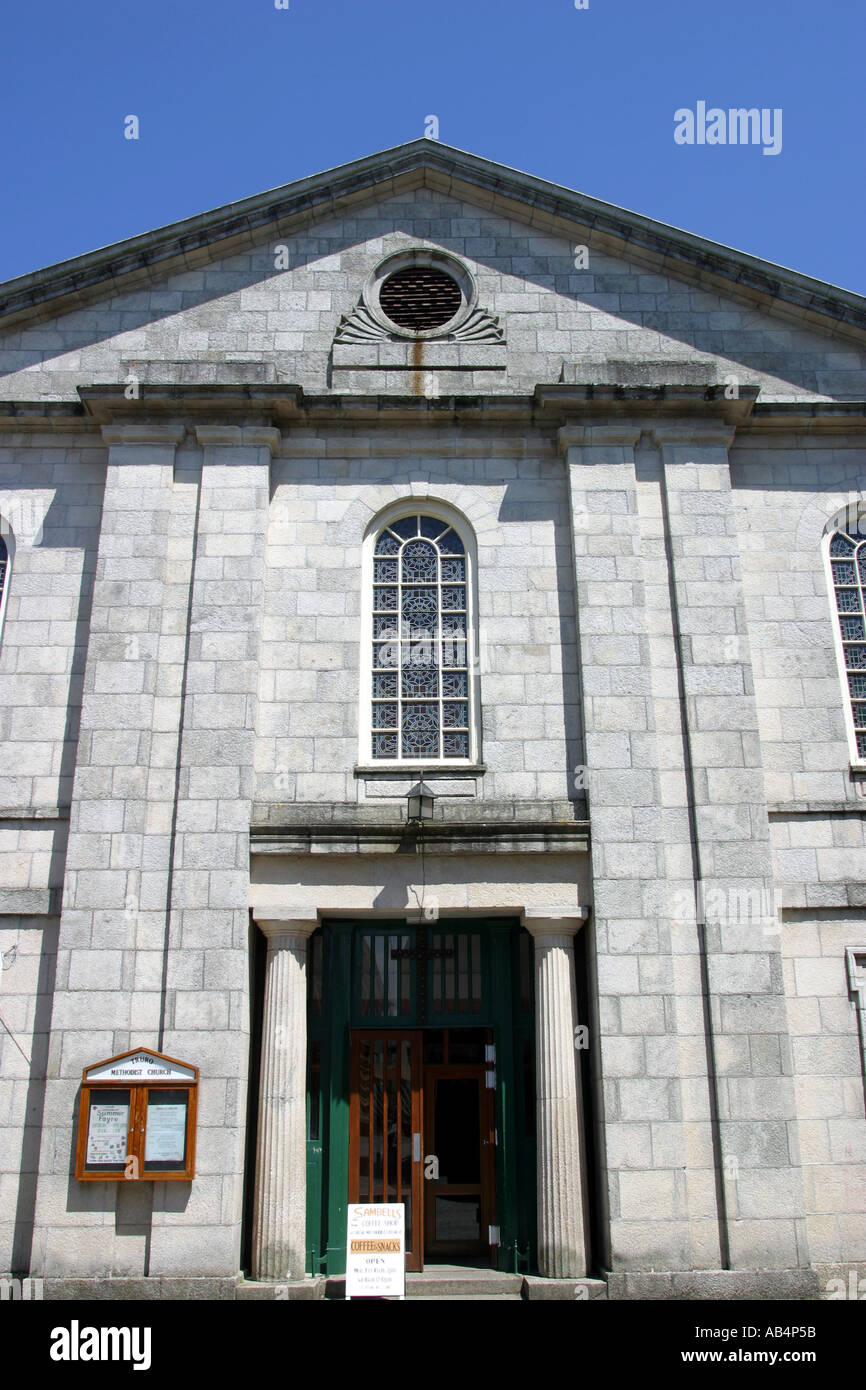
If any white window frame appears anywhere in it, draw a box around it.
[823,506,866,771]
[0,522,13,653]
[359,500,481,768]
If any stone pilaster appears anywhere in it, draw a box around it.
[34,424,186,1277]
[561,422,723,1275]
[251,914,317,1281]
[654,423,809,1272]
[524,912,588,1279]
[148,425,279,1278]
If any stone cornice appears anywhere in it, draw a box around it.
[78,381,761,428]
[78,384,306,426]
[0,387,861,439]
[539,383,758,426]
[101,422,186,448]
[737,401,866,435]
[558,424,642,453]
[250,819,590,857]
[0,888,62,914]
[778,881,866,910]
[195,424,282,453]
[652,421,737,451]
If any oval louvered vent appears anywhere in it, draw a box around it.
[379,266,462,332]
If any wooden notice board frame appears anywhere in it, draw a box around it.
[74,1047,198,1182]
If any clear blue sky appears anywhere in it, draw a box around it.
[1,0,863,292]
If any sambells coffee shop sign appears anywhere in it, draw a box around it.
[346,1204,405,1300]
[75,1048,198,1183]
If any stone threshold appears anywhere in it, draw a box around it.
[33,1268,828,1300]
[35,1272,603,1301]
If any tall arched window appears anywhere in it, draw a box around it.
[827,512,866,763]
[364,509,478,763]
[0,533,10,648]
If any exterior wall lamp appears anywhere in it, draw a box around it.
[406,779,435,823]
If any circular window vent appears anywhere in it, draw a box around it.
[379,266,462,332]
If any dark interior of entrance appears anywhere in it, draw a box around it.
[303,919,537,1276]
[347,1026,497,1269]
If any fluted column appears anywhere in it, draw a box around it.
[251,914,317,1280]
[524,913,589,1279]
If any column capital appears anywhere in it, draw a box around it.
[522,910,589,939]
[253,910,319,942]
[195,424,281,453]
[558,424,641,455]
[652,421,735,453]
[101,423,186,448]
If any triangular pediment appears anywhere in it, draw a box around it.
[83,1048,197,1083]
[0,141,864,405]
[1,140,864,340]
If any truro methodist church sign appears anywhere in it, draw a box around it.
[74,1048,199,1183]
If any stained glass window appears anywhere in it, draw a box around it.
[372,514,471,760]
[829,521,866,759]
[0,537,7,642]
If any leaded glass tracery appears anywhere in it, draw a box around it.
[830,521,866,759]
[375,532,401,556]
[401,541,438,584]
[371,513,471,760]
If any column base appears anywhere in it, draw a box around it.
[236,1276,327,1301]
[522,1276,608,1301]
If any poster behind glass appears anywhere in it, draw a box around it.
[84,1089,130,1173]
[143,1089,189,1172]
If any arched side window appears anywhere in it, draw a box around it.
[0,531,10,649]
[826,513,866,764]
[363,508,478,764]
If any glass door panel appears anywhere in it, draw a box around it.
[423,1063,495,1262]
[349,1030,423,1272]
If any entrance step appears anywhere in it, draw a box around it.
[325,1265,524,1300]
[406,1266,523,1299]
[325,1266,610,1300]
[411,1284,525,1295]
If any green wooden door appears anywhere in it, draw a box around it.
[305,919,536,1276]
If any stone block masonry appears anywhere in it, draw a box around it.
[29,424,277,1280]
[563,418,810,1276]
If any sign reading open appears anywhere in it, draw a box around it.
[346,1204,406,1300]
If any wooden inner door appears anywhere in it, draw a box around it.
[348,1031,423,1271]
[423,1030,496,1263]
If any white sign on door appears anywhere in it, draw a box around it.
[345,1204,405,1300]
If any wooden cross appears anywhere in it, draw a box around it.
[391,927,454,1024]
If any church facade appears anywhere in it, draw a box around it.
[0,141,864,1298]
